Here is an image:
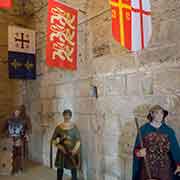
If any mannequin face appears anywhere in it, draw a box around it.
[14,110,20,118]
[63,113,72,122]
[152,109,164,123]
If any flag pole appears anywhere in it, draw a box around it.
[134,117,152,179]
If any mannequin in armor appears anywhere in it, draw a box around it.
[4,107,26,175]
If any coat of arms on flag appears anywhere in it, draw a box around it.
[0,0,12,9]
[8,25,36,80]
[46,0,78,70]
[110,0,152,52]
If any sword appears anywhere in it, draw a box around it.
[21,138,25,171]
[50,140,53,168]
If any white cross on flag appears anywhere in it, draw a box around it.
[8,25,36,80]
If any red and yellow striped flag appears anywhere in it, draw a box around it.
[110,0,152,52]
[110,0,132,49]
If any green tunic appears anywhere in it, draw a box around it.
[51,124,81,170]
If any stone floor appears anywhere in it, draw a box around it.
[0,161,68,180]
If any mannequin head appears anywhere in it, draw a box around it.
[63,109,72,122]
[147,105,168,123]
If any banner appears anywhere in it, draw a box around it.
[110,0,152,52]
[0,0,12,9]
[46,0,78,70]
[8,25,36,80]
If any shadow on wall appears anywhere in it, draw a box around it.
[0,112,11,135]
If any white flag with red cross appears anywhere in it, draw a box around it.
[110,0,152,52]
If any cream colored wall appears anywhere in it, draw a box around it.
[10,0,180,179]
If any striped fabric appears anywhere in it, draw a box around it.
[110,0,152,52]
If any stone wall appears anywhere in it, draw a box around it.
[0,8,28,133]
[24,0,180,179]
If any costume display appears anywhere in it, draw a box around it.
[133,105,180,180]
[51,122,81,180]
[5,116,25,174]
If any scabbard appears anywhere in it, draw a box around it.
[21,139,25,171]
[50,141,53,168]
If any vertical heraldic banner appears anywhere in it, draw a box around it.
[8,25,36,80]
[46,0,78,70]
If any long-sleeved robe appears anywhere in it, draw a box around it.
[132,123,180,180]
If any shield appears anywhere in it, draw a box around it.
[110,0,152,52]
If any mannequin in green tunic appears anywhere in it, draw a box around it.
[51,110,81,180]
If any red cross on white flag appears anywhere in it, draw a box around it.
[110,0,152,52]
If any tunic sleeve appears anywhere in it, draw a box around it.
[74,126,80,140]
[72,126,81,154]
[169,130,180,166]
[132,134,141,180]
[134,134,141,149]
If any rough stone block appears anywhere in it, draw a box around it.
[75,114,90,133]
[74,97,96,114]
[141,75,153,95]
[102,135,120,157]
[139,44,176,65]
[74,80,91,97]
[154,68,180,95]
[104,75,126,96]
[127,73,144,96]
[42,100,52,114]
[91,55,136,75]
[56,83,75,98]
[103,113,122,136]
[103,156,122,179]
[46,86,56,99]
